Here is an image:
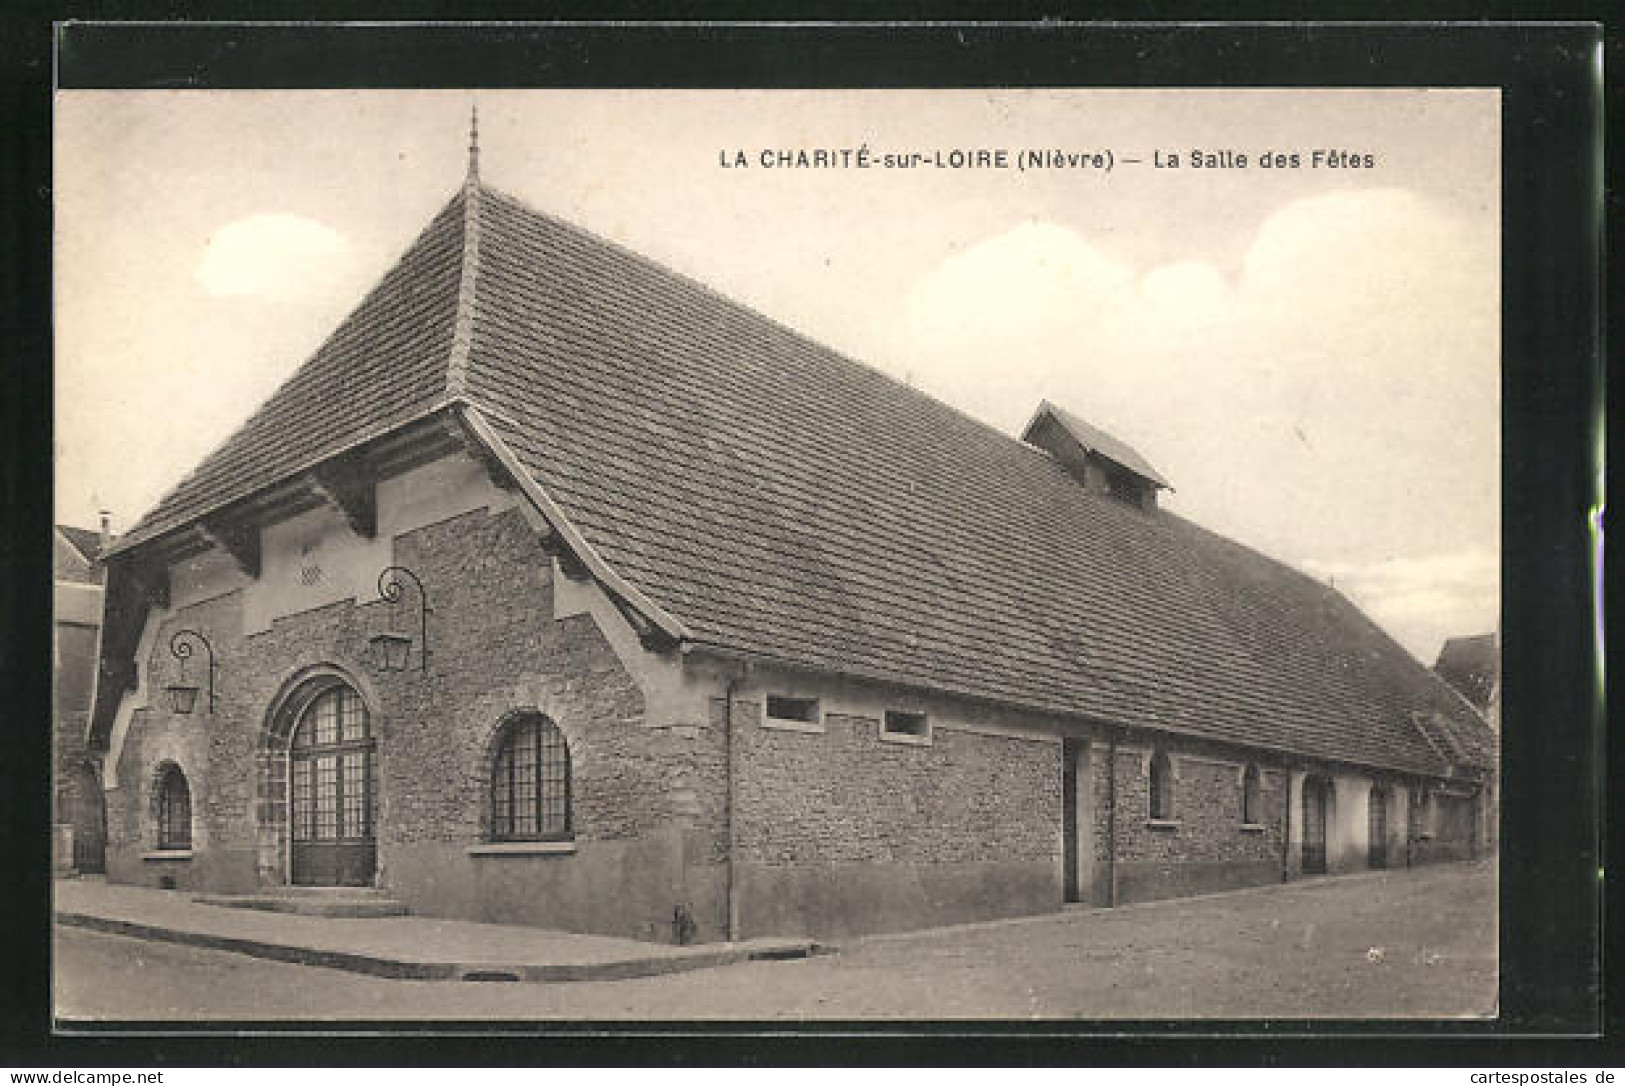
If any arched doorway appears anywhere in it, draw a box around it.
[71,761,105,874]
[287,682,376,886]
[1368,785,1389,869]
[1301,775,1330,875]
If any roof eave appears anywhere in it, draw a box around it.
[101,397,469,563]
[455,401,691,648]
[684,639,1455,781]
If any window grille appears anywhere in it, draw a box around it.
[157,765,192,850]
[491,715,573,842]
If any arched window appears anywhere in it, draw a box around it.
[1242,763,1262,825]
[157,764,192,850]
[490,714,572,842]
[1148,750,1174,821]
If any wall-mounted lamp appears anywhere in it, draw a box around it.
[167,629,216,715]
[370,565,431,672]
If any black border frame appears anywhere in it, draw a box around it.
[3,14,1610,1065]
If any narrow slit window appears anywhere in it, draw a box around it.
[1149,750,1174,821]
[765,695,820,725]
[157,765,192,850]
[882,710,930,740]
[1242,763,1262,824]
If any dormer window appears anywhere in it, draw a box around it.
[1021,400,1170,510]
[1106,468,1152,508]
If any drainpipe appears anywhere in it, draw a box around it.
[723,666,747,942]
[1407,778,1421,868]
[1280,760,1292,882]
[1106,728,1119,908]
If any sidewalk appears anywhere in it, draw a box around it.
[54,879,824,983]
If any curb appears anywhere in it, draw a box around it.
[55,911,825,983]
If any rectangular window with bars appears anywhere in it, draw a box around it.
[315,695,339,746]
[158,770,191,850]
[292,759,313,841]
[538,724,569,836]
[341,753,368,838]
[316,755,338,840]
[340,688,366,742]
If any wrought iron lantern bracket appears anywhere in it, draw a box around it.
[167,629,217,715]
[372,565,431,672]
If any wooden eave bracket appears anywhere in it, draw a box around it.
[612,595,678,651]
[199,516,261,578]
[131,561,169,610]
[439,413,520,492]
[307,454,377,539]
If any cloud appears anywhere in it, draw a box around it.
[1139,260,1230,324]
[1300,549,1498,594]
[878,186,1497,659]
[900,220,1135,337]
[1299,550,1499,661]
[195,212,352,301]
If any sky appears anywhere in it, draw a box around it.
[54,89,1500,664]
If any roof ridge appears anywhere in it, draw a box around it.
[444,179,483,398]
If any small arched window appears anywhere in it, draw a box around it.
[1148,750,1174,821]
[1242,763,1262,825]
[157,765,192,850]
[490,714,572,842]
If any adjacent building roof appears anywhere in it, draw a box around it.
[1434,633,1499,712]
[106,166,1495,778]
[55,525,108,585]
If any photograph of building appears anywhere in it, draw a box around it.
[63,103,1497,950]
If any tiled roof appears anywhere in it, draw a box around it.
[55,525,104,584]
[111,177,1495,777]
[462,186,1489,776]
[112,196,469,551]
[57,525,104,564]
[1434,633,1499,711]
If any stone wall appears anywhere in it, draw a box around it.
[1097,738,1286,903]
[102,502,722,942]
[722,681,1062,939]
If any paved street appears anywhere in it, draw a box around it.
[55,862,1495,1021]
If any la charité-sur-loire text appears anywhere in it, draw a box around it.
[717,147,1376,171]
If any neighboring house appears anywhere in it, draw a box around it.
[1435,633,1500,728]
[1433,631,1501,852]
[54,518,112,875]
[86,131,1497,944]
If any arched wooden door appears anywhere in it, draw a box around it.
[1368,786,1388,869]
[289,684,376,886]
[1301,776,1329,875]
